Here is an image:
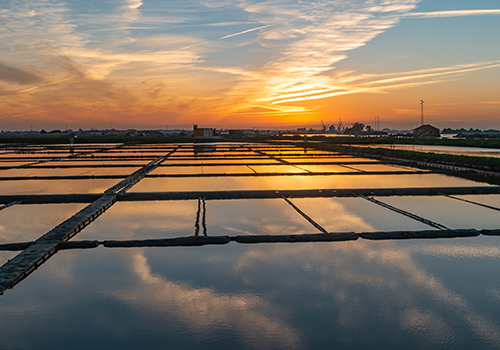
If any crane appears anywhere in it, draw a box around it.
[337,117,344,133]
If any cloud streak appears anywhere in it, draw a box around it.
[404,9,500,18]
[271,61,500,104]
[1,0,500,128]
[0,62,43,85]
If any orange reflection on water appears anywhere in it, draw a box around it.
[0,179,118,195]
[0,203,87,243]
[0,167,140,177]
[281,157,378,163]
[130,174,490,193]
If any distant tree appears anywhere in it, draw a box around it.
[344,122,365,135]
[40,129,47,134]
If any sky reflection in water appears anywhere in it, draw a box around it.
[130,173,489,193]
[1,144,500,349]
[2,237,500,349]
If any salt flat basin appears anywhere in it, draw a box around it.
[76,196,432,241]
[0,203,87,244]
[0,203,86,265]
[380,195,500,229]
[355,144,500,158]
[0,179,118,195]
[0,167,141,177]
[161,158,279,165]
[130,173,490,193]
[150,165,255,175]
[1,141,500,350]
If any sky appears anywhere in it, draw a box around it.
[1,0,499,131]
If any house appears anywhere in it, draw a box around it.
[413,124,440,137]
[193,125,216,137]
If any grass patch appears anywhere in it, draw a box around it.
[252,135,500,149]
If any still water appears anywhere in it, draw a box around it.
[0,143,500,349]
[2,238,500,349]
[354,144,500,158]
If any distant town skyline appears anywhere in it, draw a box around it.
[1,0,499,131]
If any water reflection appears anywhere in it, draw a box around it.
[0,203,87,243]
[3,237,500,348]
[78,201,199,240]
[292,198,430,232]
[0,179,118,195]
[1,142,500,349]
[78,198,337,240]
[0,251,19,266]
[123,252,302,349]
[357,144,500,158]
[130,174,488,193]
[381,196,500,229]
[0,167,139,177]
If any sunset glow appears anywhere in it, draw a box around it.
[1,0,499,130]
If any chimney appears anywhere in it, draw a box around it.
[193,125,198,130]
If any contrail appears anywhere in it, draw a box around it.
[181,23,278,50]
[218,23,277,40]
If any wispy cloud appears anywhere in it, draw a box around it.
[268,61,499,105]
[1,0,500,128]
[404,9,500,18]
[481,101,500,105]
[0,62,43,85]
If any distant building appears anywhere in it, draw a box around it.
[193,125,216,137]
[413,124,440,137]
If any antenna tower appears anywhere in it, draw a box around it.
[420,100,424,125]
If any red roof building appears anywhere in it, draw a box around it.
[193,125,216,137]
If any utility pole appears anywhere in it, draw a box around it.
[420,100,424,125]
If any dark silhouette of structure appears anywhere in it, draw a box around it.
[414,124,440,137]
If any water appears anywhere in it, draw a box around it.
[0,142,499,349]
[130,174,488,193]
[3,238,500,349]
[355,144,500,158]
